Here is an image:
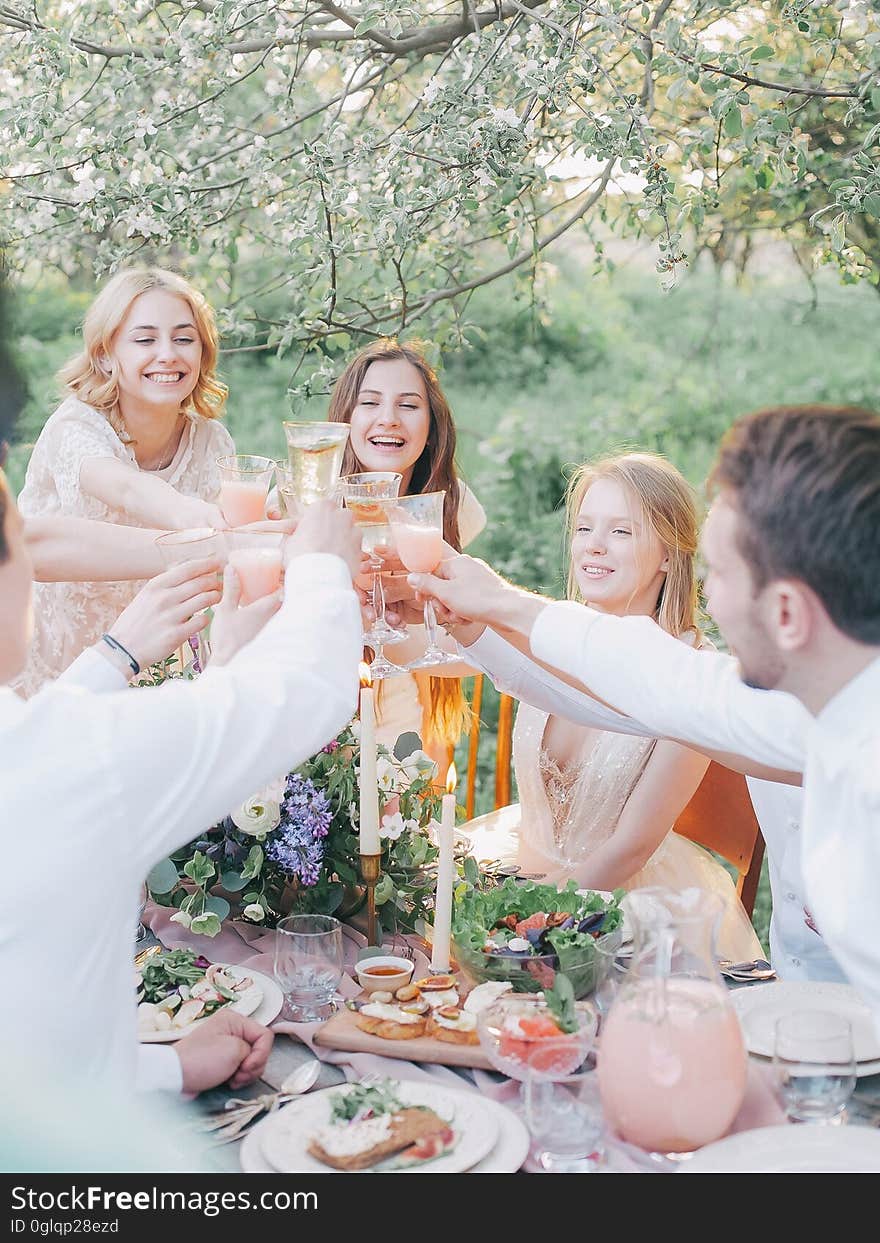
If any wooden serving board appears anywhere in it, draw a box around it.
[314,1004,495,1071]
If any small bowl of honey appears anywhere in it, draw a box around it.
[354,955,415,995]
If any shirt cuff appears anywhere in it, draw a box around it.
[57,646,129,693]
[135,1044,184,1095]
[282,552,353,597]
[530,600,601,666]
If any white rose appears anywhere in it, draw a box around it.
[243,903,266,922]
[230,796,281,836]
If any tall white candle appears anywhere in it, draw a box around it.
[358,663,380,855]
[431,763,457,973]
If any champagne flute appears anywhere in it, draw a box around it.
[282,421,350,512]
[338,472,408,680]
[386,491,459,669]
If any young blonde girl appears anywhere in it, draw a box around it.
[327,340,485,760]
[15,267,235,694]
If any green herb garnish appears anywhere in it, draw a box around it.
[543,973,578,1034]
[139,949,211,1004]
[330,1080,403,1123]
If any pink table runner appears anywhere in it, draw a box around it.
[147,902,785,1172]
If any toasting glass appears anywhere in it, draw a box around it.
[385,490,459,669]
[339,472,407,679]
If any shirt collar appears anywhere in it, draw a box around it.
[816,654,880,741]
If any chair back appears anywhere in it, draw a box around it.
[463,674,515,820]
[673,761,765,917]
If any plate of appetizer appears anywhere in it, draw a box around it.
[257,1078,499,1174]
[136,948,278,1042]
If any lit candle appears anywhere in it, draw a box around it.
[431,762,457,973]
[358,662,380,856]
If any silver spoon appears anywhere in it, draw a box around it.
[222,1059,321,1112]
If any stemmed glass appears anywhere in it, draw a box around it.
[216,454,275,527]
[773,1009,857,1124]
[155,527,227,670]
[273,914,344,1022]
[338,472,406,680]
[385,490,459,669]
[282,421,350,514]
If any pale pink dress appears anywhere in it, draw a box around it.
[14,396,235,696]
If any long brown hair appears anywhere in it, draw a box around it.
[328,339,469,746]
[58,268,226,439]
[564,451,701,638]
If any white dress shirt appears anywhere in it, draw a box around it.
[530,603,880,1022]
[0,554,361,1095]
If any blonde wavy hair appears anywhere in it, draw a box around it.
[564,451,702,638]
[58,268,226,437]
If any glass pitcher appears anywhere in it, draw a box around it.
[597,887,747,1158]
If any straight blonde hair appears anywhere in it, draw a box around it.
[58,268,226,438]
[564,452,701,638]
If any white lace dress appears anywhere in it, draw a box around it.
[14,397,235,697]
[463,701,763,962]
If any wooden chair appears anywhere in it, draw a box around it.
[460,675,765,917]
[673,761,766,918]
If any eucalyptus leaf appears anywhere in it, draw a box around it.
[147,857,180,895]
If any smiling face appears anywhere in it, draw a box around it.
[347,358,431,492]
[570,477,670,617]
[0,477,33,684]
[109,290,203,419]
[702,495,787,690]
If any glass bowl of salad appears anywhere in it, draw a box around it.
[476,986,599,1086]
[451,878,623,999]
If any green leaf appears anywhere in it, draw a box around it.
[830,213,847,253]
[755,163,774,190]
[147,857,180,895]
[204,895,230,921]
[189,912,222,937]
[183,851,215,887]
[723,106,742,138]
[863,193,880,219]
[241,844,264,882]
[751,45,774,60]
[220,869,248,892]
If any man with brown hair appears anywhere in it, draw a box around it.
[409,404,880,1024]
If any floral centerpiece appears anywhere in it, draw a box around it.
[146,722,445,938]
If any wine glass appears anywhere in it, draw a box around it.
[282,421,350,512]
[773,1009,857,1124]
[385,490,459,669]
[339,472,407,680]
[155,527,227,670]
[524,1051,606,1172]
[273,914,344,1022]
[216,454,275,527]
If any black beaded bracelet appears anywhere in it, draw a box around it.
[101,633,140,676]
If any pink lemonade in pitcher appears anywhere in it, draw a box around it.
[219,479,268,526]
[391,522,443,573]
[598,977,747,1154]
[228,547,283,604]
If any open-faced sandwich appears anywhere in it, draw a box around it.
[352,973,479,1045]
[307,1080,455,1172]
[135,948,260,1036]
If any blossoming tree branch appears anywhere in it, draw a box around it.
[3,0,879,395]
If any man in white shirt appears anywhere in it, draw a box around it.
[410,405,880,1021]
[0,456,363,1097]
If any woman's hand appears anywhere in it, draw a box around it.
[106,557,223,671]
[210,564,283,665]
[178,496,228,530]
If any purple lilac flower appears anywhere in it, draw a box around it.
[265,775,332,887]
[322,739,339,753]
[187,635,202,675]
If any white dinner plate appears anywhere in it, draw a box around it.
[681,1124,880,1173]
[257,1080,500,1174]
[731,981,880,1063]
[138,964,276,1043]
[241,1089,528,1174]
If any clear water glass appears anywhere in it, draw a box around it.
[773,1009,856,1124]
[524,1050,606,1172]
[274,914,344,1022]
[155,527,226,670]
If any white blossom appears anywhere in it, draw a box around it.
[243,903,266,922]
[230,796,281,836]
[169,910,192,928]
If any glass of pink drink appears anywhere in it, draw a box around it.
[597,888,748,1161]
[386,490,459,669]
[216,455,275,527]
[225,532,283,604]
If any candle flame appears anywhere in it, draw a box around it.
[446,762,457,794]
[359,661,372,689]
